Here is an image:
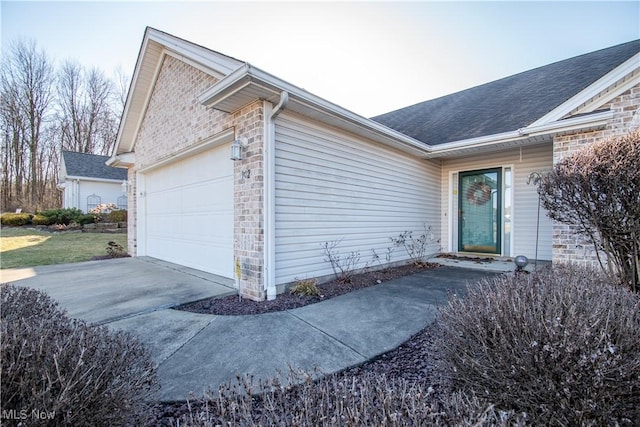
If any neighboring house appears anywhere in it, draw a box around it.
[109,27,639,300]
[58,151,128,213]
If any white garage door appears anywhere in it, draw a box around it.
[143,143,233,278]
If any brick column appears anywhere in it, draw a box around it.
[233,101,266,300]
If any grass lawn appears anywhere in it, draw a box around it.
[0,228,128,269]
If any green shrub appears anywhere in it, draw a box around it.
[0,212,32,226]
[289,278,320,296]
[77,214,96,225]
[31,214,53,225]
[108,209,127,223]
[38,208,84,225]
[438,264,640,425]
[0,285,157,426]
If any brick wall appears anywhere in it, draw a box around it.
[129,55,267,300]
[551,83,640,265]
[232,101,266,300]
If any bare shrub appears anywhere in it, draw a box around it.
[172,370,527,426]
[0,285,157,426]
[321,239,364,283]
[390,224,439,266]
[538,130,640,292]
[438,265,640,425]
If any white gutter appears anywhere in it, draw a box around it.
[429,110,613,157]
[199,63,431,156]
[106,152,136,168]
[518,110,613,136]
[64,176,127,184]
[264,91,289,300]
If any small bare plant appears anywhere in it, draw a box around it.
[371,247,394,269]
[390,224,439,266]
[321,239,362,283]
[106,241,127,258]
[289,278,320,297]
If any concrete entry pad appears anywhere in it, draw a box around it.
[1,257,235,324]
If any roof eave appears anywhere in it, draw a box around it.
[529,52,640,127]
[62,175,127,184]
[113,28,243,157]
[199,64,432,157]
[106,152,136,168]
[426,110,613,159]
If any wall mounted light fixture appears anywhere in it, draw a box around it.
[230,139,244,161]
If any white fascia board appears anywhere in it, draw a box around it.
[430,110,613,157]
[529,53,640,127]
[431,130,524,154]
[113,28,244,157]
[107,152,136,168]
[571,69,640,116]
[520,110,613,136]
[147,28,242,76]
[64,176,126,184]
[199,64,432,156]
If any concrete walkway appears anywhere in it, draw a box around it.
[3,260,497,402]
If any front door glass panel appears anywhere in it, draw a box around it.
[459,168,501,254]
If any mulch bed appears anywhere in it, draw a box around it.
[175,262,440,316]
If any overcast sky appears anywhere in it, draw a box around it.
[2,1,639,117]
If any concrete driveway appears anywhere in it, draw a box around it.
[1,257,235,324]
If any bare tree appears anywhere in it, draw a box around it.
[113,66,130,113]
[0,39,53,210]
[1,39,125,212]
[56,61,116,155]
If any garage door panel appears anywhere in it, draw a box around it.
[143,142,234,278]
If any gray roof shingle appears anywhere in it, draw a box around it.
[372,40,640,146]
[62,151,127,181]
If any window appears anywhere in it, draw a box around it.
[117,195,128,210]
[87,194,101,212]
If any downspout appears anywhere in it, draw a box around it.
[264,91,289,300]
[75,179,80,211]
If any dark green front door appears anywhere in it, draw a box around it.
[459,168,501,254]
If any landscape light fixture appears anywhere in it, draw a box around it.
[514,255,529,272]
[230,139,244,161]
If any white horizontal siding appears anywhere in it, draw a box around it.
[274,112,441,284]
[440,142,553,260]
